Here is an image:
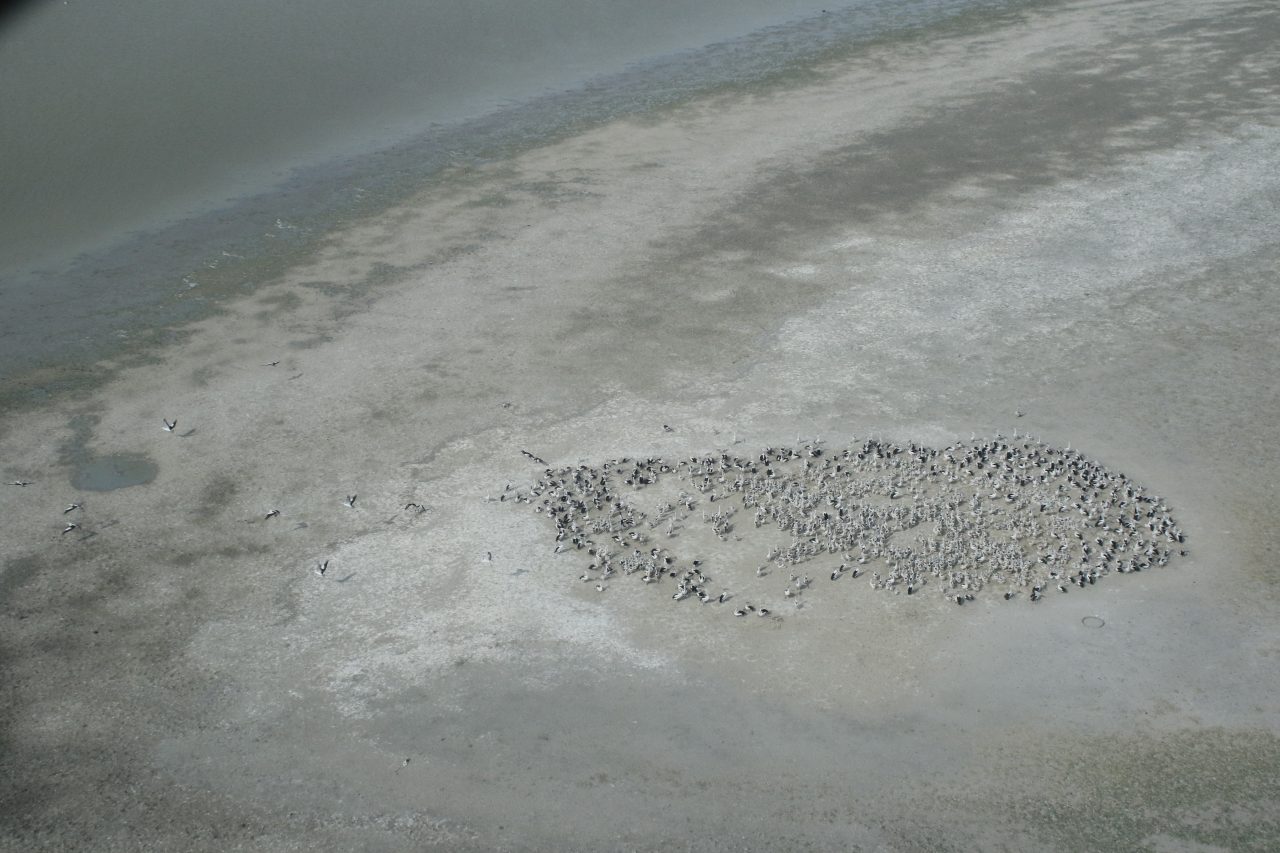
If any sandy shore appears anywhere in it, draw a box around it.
[3,0,1279,849]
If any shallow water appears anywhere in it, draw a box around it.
[0,0,861,272]
[0,0,1032,398]
[70,453,158,491]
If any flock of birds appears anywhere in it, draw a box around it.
[509,434,1187,617]
[6,479,86,535]
[12,412,1187,621]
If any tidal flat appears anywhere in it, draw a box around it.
[2,0,1279,849]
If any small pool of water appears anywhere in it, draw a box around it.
[71,453,159,491]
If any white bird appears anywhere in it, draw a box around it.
[163,419,177,432]
[264,509,280,519]
[315,560,329,577]
[62,523,78,535]
[482,551,492,563]
[343,495,357,508]
[63,503,81,514]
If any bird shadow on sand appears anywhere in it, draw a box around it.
[179,428,198,438]
[335,573,357,583]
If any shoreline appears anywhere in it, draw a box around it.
[2,0,1279,849]
[0,0,1033,406]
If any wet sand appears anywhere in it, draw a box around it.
[3,0,1279,849]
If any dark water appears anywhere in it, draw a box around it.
[1,0,854,272]
[0,0,1037,402]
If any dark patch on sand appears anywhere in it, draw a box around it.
[196,474,240,519]
[0,554,44,599]
[1005,728,1280,850]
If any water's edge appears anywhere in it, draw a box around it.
[0,0,1045,414]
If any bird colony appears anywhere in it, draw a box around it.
[508,436,1186,614]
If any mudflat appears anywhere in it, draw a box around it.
[2,0,1278,850]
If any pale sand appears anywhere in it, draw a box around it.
[3,0,1279,849]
